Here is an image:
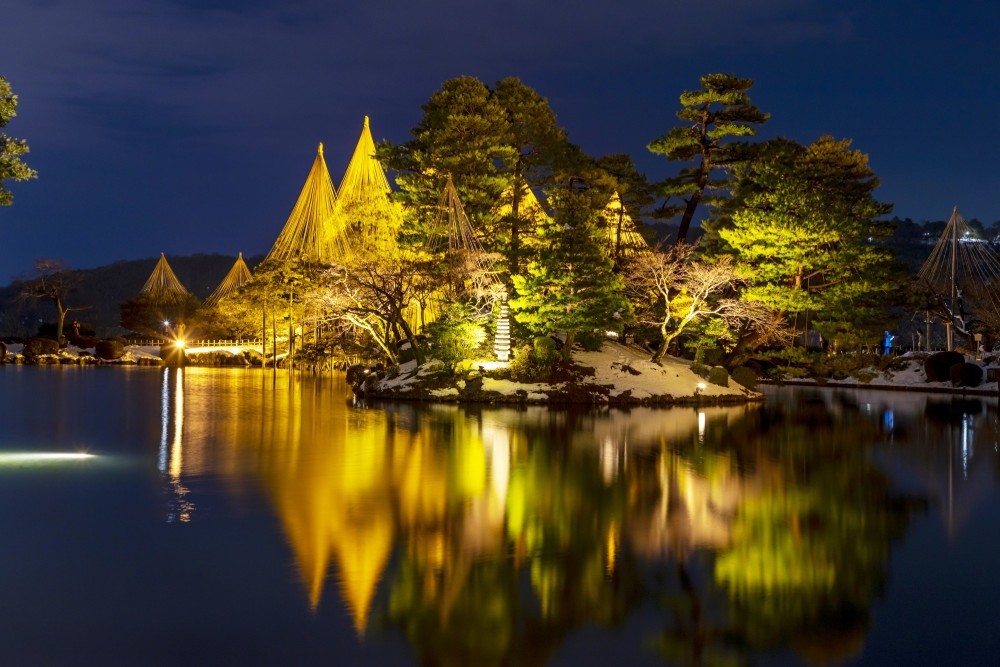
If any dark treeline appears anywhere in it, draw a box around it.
[0,254,264,338]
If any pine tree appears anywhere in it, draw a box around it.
[382,76,515,249]
[0,76,37,206]
[510,186,630,359]
[382,77,582,278]
[648,73,768,245]
[717,135,897,347]
[493,77,574,276]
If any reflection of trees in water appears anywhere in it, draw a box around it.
[649,392,923,666]
[384,409,644,667]
[181,375,923,666]
[885,395,998,539]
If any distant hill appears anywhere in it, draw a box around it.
[0,253,265,338]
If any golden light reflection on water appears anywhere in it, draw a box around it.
[160,370,764,630]
[156,374,980,664]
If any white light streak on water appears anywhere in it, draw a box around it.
[0,452,96,465]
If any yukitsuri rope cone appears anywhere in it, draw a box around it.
[337,116,400,254]
[602,190,649,261]
[918,206,1000,336]
[204,252,253,306]
[266,143,352,265]
[141,253,192,297]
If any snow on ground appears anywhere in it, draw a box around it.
[0,344,162,364]
[481,378,551,399]
[576,342,751,399]
[773,354,1000,393]
[367,341,756,402]
[376,359,421,390]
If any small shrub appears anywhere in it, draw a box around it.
[731,366,757,389]
[24,337,59,358]
[0,341,6,362]
[506,345,551,383]
[925,351,965,382]
[708,366,729,387]
[424,304,487,370]
[577,329,605,351]
[533,337,557,364]
[703,348,725,366]
[853,369,877,383]
[949,362,983,387]
[95,339,125,360]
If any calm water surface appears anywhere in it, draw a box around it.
[1,366,999,666]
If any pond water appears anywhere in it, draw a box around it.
[1,366,998,666]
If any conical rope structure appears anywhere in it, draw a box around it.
[266,143,352,265]
[496,181,549,225]
[429,175,506,303]
[204,252,253,306]
[602,190,649,259]
[917,206,1000,332]
[429,175,510,360]
[337,116,400,253]
[140,253,192,297]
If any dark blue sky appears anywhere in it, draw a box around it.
[1,0,997,282]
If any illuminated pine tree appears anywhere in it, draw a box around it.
[717,136,897,347]
[648,73,768,245]
[383,76,515,249]
[510,186,630,359]
[0,76,36,206]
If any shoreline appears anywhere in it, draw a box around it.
[761,378,1000,397]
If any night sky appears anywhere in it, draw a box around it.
[2,0,997,282]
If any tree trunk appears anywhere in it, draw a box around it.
[396,313,424,365]
[674,190,702,245]
[509,172,523,277]
[55,297,67,346]
[562,330,576,362]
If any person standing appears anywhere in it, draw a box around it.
[882,330,895,355]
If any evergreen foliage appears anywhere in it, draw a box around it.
[648,73,768,244]
[424,302,488,371]
[715,135,898,347]
[510,187,630,359]
[120,290,200,338]
[0,76,36,206]
[382,76,585,278]
[383,76,515,248]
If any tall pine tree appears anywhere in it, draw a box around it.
[717,135,897,347]
[0,75,37,206]
[494,77,575,276]
[510,185,630,359]
[381,76,515,249]
[648,73,768,245]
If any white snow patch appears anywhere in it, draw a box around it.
[481,378,550,396]
[377,359,421,390]
[576,343,749,398]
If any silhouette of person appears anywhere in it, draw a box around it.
[882,330,895,355]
